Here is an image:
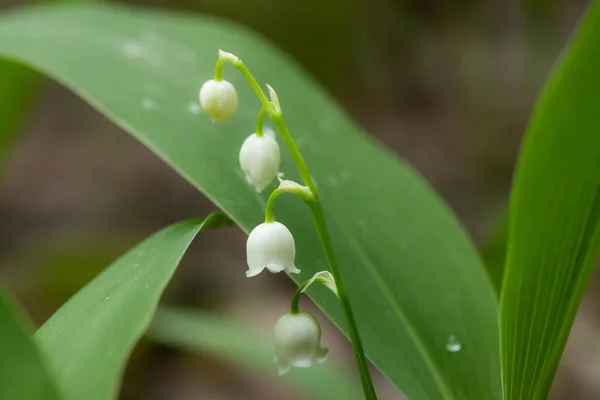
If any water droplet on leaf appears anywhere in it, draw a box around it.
[446,335,462,352]
[142,97,157,110]
[121,42,143,58]
[188,102,201,115]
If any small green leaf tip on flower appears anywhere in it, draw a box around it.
[302,271,338,297]
[266,84,281,114]
[239,133,281,193]
[274,312,329,375]
[199,79,238,123]
[246,221,299,277]
[277,177,313,199]
[218,49,239,64]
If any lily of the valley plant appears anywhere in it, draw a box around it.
[198,49,379,400]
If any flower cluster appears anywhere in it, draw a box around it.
[198,50,335,375]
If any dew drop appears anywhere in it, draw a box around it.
[132,263,139,268]
[188,102,201,115]
[326,175,340,187]
[142,97,157,110]
[446,335,462,352]
[121,42,143,58]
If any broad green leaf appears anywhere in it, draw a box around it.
[0,1,92,168]
[148,307,361,400]
[34,213,231,400]
[0,287,62,400]
[0,61,39,164]
[500,2,600,399]
[0,4,500,399]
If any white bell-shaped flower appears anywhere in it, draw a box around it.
[246,221,299,277]
[274,312,329,375]
[199,79,238,123]
[239,133,280,193]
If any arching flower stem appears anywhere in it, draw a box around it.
[256,106,267,137]
[218,51,378,400]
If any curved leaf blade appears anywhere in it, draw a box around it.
[500,2,600,399]
[481,210,509,295]
[0,287,62,400]
[0,0,92,169]
[148,307,361,400]
[0,4,500,399]
[34,213,230,400]
[0,61,39,163]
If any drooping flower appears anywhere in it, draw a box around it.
[274,312,329,375]
[199,79,238,123]
[239,133,280,193]
[246,221,299,277]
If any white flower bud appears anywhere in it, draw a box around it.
[199,79,238,123]
[246,221,299,277]
[239,133,280,193]
[274,312,329,375]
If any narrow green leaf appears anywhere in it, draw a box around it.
[35,213,231,400]
[500,2,600,399]
[0,287,62,400]
[148,307,361,400]
[481,210,509,294]
[0,4,500,399]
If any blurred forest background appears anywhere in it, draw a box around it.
[0,0,597,399]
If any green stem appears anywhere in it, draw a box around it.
[256,106,266,136]
[271,119,316,192]
[227,58,377,400]
[308,201,377,400]
[265,189,283,223]
[279,132,377,399]
[265,185,314,223]
[214,59,225,81]
[290,280,310,314]
[232,62,272,112]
